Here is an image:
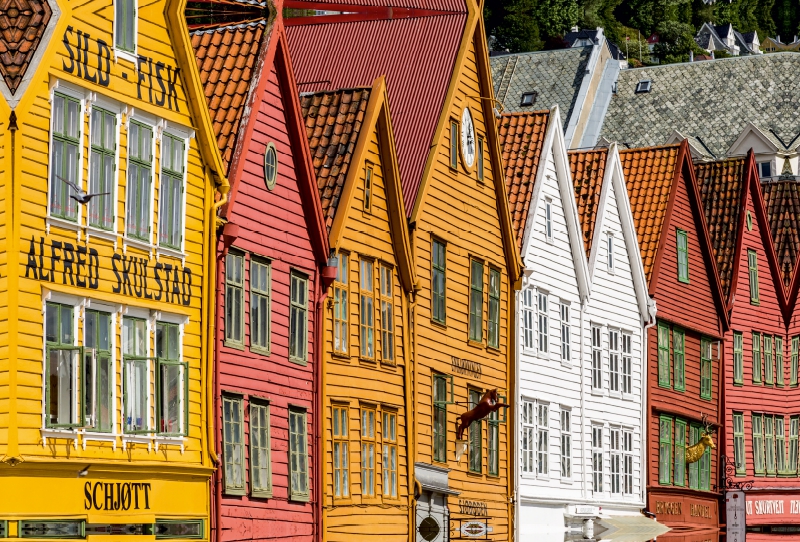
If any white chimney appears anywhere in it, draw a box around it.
[571,26,579,33]
[690,50,694,62]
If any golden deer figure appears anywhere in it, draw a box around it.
[686,415,716,464]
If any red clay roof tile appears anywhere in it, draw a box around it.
[569,149,608,258]
[761,180,800,291]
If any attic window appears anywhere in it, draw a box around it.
[635,80,652,93]
[520,92,537,107]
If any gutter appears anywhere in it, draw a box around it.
[642,299,657,507]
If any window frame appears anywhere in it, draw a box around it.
[224,251,245,348]
[753,332,763,384]
[610,427,621,494]
[560,302,570,363]
[765,414,776,475]
[431,239,447,325]
[488,404,499,476]
[538,291,549,354]
[250,257,271,355]
[382,410,398,498]
[623,430,633,494]
[432,373,453,463]
[359,259,376,360]
[592,425,603,493]
[765,334,774,385]
[114,0,137,53]
[249,400,272,498]
[360,406,377,497]
[733,332,743,385]
[82,309,113,433]
[793,336,799,387]
[469,259,484,343]
[449,121,458,170]
[45,302,79,429]
[544,199,553,241]
[674,418,686,487]
[521,399,535,475]
[673,327,685,392]
[790,416,799,475]
[608,329,619,393]
[379,264,395,363]
[487,267,501,349]
[125,119,155,242]
[363,164,373,213]
[777,415,788,475]
[606,233,614,272]
[332,404,350,499]
[676,229,689,283]
[288,407,310,501]
[476,136,485,182]
[289,272,309,364]
[561,409,571,479]
[733,412,745,475]
[777,336,785,387]
[122,316,151,435]
[700,338,712,400]
[536,402,549,477]
[222,394,246,495]
[522,288,535,351]
[333,252,349,355]
[155,321,186,437]
[87,106,117,231]
[157,131,187,251]
[621,332,632,395]
[658,416,672,485]
[49,92,82,223]
[657,322,670,388]
[591,325,602,390]
[748,248,760,305]
[469,388,483,473]
[753,413,765,475]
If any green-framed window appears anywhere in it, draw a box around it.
[154,519,203,539]
[288,407,310,501]
[700,338,712,400]
[156,321,185,436]
[50,93,81,221]
[733,332,743,385]
[753,413,765,475]
[359,259,375,359]
[224,251,244,347]
[380,264,395,362]
[674,419,686,486]
[488,406,499,476]
[676,229,689,283]
[433,374,452,463]
[250,401,272,497]
[777,336,784,386]
[689,424,710,490]
[765,335,774,385]
[250,259,271,353]
[158,133,185,249]
[222,395,245,494]
[363,165,373,212]
[673,328,685,391]
[765,415,776,475]
[122,317,149,433]
[289,272,309,363]
[332,405,349,497]
[487,268,500,349]
[753,332,763,383]
[790,416,799,474]
[88,107,117,230]
[733,412,745,475]
[657,323,670,388]
[114,0,136,51]
[658,416,672,484]
[469,389,483,473]
[383,410,398,498]
[748,249,759,304]
[20,520,85,539]
[476,136,485,182]
[83,310,112,433]
[450,121,458,169]
[777,416,787,474]
[793,336,799,387]
[431,240,446,324]
[360,406,376,497]
[333,252,349,354]
[126,120,153,241]
[469,260,484,342]
[45,302,78,428]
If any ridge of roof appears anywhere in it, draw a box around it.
[190,19,268,35]
[569,148,608,258]
[761,180,800,292]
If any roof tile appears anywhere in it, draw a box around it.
[568,149,608,257]
[761,181,800,291]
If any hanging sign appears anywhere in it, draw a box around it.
[726,491,745,542]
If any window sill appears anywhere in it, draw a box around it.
[590,389,605,397]
[380,359,397,368]
[80,431,119,451]
[121,434,154,452]
[560,477,574,485]
[224,488,247,497]
[430,319,447,330]
[114,48,138,65]
[486,345,501,354]
[154,435,185,453]
[251,490,273,499]
[40,428,79,449]
[250,345,271,357]
[467,340,484,349]
[331,352,351,362]
[673,388,686,393]
[157,245,186,262]
[290,356,308,367]
[224,340,245,352]
[333,497,354,505]
[46,215,81,236]
[85,225,119,246]
[358,356,377,365]
[289,493,310,503]
[123,235,155,255]
[733,381,743,387]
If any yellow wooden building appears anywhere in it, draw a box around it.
[299,77,416,541]
[0,0,226,535]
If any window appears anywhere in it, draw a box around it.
[560,303,570,362]
[380,265,395,362]
[689,424,700,488]
[83,310,112,432]
[289,407,309,500]
[777,337,785,386]
[469,260,484,342]
[753,332,763,383]
[432,374,451,463]
[88,107,116,230]
[522,288,534,350]
[332,406,349,498]
[609,330,619,392]
[791,417,799,474]
[50,93,81,221]
[635,79,651,93]
[469,389,483,473]
[733,412,745,474]
[537,403,549,476]
[45,303,77,428]
[610,428,621,494]
[488,404,499,476]
[733,332,743,385]
[520,91,537,106]
[126,121,153,241]
[561,410,571,478]
[591,326,602,390]
[658,323,670,387]
[383,411,397,498]
[115,0,135,51]
[623,430,633,494]
[793,337,799,387]
[450,121,458,169]
[753,413,765,475]
[544,200,553,240]
[476,136,485,182]
[156,322,184,436]
[158,133,185,249]
[606,233,614,271]
[674,419,686,487]
[361,407,376,497]
[765,415,776,475]
[488,268,500,349]
[521,400,535,474]
[777,416,787,474]
[677,229,689,283]
[747,210,753,231]
[622,333,632,394]
[659,417,672,484]
[592,426,603,492]
[20,520,84,539]
[765,335,774,385]
[538,292,548,353]
[431,240,446,324]
[250,259,271,352]
[673,328,685,391]
[700,338,712,400]
[359,260,375,358]
[154,520,203,539]
[696,425,711,490]
[224,252,244,346]
[122,317,148,433]
[333,252,349,354]
[289,273,308,363]
[263,143,277,190]
[250,402,272,497]
[748,249,759,304]
[222,396,245,494]
[363,166,373,212]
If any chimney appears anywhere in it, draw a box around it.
[571,26,579,33]
[711,51,715,59]
[690,50,694,62]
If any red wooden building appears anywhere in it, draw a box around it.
[621,141,729,542]
[191,9,330,541]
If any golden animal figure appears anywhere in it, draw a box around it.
[686,433,716,463]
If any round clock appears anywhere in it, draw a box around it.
[460,107,476,168]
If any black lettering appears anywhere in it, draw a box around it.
[155,62,166,106]
[82,32,96,83]
[93,482,102,511]
[171,266,181,303]
[76,245,87,287]
[96,39,111,86]
[112,253,122,293]
[84,481,92,510]
[62,242,75,285]
[137,55,147,100]
[75,30,83,78]
[121,483,131,510]
[147,57,154,104]
[142,483,151,509]
[143,260,153,299]
[50,240,62,280]
[114,482,121,510]
[182,268,192,305]
[104,482,114,510]
[88,248,100,289]
[132,482,140,509]
[25,237,38,279]
[166,65,180,112]
[62,27,75,73]
[153,263,163,301]
[121,255,134,296]
[133,258,143,297]
[39,237,50,281]
[163,264,173,303]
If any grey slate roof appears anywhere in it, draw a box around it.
[599,53,800,156]
[491,47,592,126]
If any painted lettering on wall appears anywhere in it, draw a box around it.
[690,504,711,518]
[62,26,111,87]
[136,55,181,111]
[458,499,488,517]
[24,237,192,306]
[84,482,152,510]
[746,499,785,515]
[451,356,482,380]
[655,501,682,515]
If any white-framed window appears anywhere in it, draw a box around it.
[222,395,245,494]
[537,403,549,475]
[622,332,632,394]
[623,430,634,494]
[155,321,185,436]
[522,288,535,350]
[521,399,535,474]
[44,302,78,428]
[560,409,571,478]
[49,92,82,222]
[114,0,136,53]
[158,132,186,250]
[537,291,548,353]
[610,427,622,494]
[250,401,272,497]
[606,233,614,272]
[559,302,570,362]
[758,161,772,179]
[289,272,309,363]
[592,326,602,390]
[83,308,114,433]
[122,316,149,434]
[544,199,553,240]
[88,107,117,230]
[250,258,271,353]
[592,425,603,493]
[126,119,154,241]
[609,329,620,392]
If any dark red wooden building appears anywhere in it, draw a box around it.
[191,9,330,541]
[621,141,729,542]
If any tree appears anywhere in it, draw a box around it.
[653,19,705,63]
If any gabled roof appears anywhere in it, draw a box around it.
[569,148,607,257]
[761,180,800,291]
[496,110,550,251]
[300,87,371,233]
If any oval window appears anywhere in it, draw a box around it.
[264,143,277,190]
[746,210,753,231]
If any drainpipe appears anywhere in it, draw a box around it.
[316,263,335,542]
[513,283,522,542]
[580,300,587,500]
[642,299,657,508]
[213,244,225,542]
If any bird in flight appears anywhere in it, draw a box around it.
[56,175,109,204]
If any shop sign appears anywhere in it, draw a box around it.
[726,491,745,542]
[451,357,481,380]
[83,482,152,511]
[650,494,718,525]
[458,499,487,517]
[656,501,682,515]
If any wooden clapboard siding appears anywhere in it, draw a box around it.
[0,111,7,449]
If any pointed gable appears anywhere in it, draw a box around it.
[497,110,550,250]
[569,149,608,258]
[761,180,800,291]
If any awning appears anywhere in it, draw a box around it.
[595,515,671,541]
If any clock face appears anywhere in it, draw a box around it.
[460,107,475,168]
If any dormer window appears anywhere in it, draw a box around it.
[758,161,772,178]
[635,80,652,93]
[520,92,537,107]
